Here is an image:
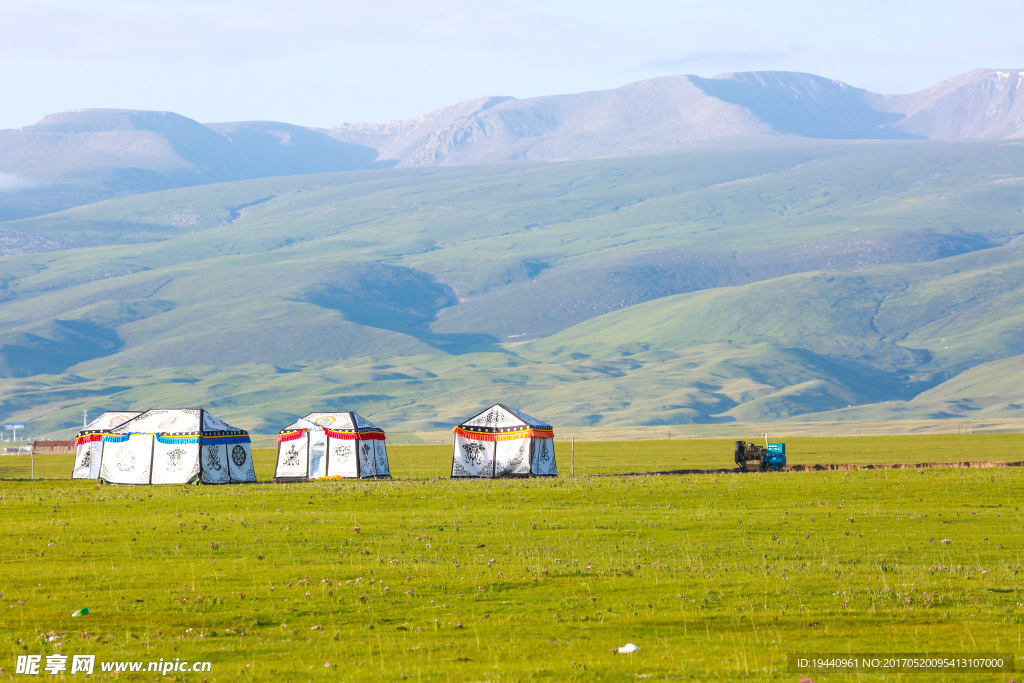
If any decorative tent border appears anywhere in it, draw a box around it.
[452,427,555,442]
[73,432,106,447]
[325,429,385,441]
[103,432,249,445]
[201,434,250,445]
[156,434,201,445]
[277,428,385,442]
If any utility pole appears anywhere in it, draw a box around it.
[571,436,575,477]
[83,409,88,429]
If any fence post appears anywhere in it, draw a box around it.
[31,449,35,480]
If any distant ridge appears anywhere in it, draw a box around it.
[872,68,1024,139]
[330,68,1024,166]
[2,68,1024,219]
[0,109,386,220]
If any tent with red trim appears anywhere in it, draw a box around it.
[274,412,390,481]
[451,404,557,478]
[72,411,141,479]
[95,409,255,485]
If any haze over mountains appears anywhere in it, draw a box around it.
[2,68,1024,223]
[0,110,384,222]
[333,68,1024,164]
[2,68,1024,435]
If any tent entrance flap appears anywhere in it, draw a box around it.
[276,431,310,480]
[227,443,256,482]
[200,443,230,484]
[452,433,496,478]
[152,441,201,484]
[327,437,359,477]
[309,431,328,478]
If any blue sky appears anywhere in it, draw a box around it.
[2,0,1021,129]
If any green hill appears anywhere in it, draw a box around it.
[2,141,1024,436]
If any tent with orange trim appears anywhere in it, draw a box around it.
[71,411,141,479]
[274,412,390,481]
[451,404,557,478]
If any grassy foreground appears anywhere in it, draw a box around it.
[1,438,1022,681]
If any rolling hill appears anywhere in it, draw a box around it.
[0,110,385,222]
[1,140,1024,435]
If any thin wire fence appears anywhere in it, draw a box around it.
[0,452,72,480]
[3,433,1019,481]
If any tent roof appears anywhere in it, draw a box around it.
[456,404,552,432]
[78,411,141,434]
[281,412,382,433]
[110,409,248,435]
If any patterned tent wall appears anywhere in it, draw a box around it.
[451,404,557,478]
[275,413,390,481]
[71,411,140,479]
[96,409,256,485]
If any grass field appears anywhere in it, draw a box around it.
[1,437,1022,681]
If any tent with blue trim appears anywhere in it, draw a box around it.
[97,409,256,485]
[72,411,141,479]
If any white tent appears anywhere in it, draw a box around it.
[71,411,141,481]
[274,412,390,481]
[72,411,141,479]
[96,409,256,485]
[451,404,557,478]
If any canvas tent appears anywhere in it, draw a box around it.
[275,412,390,481]
[72,411,141,479]
[95,409,256,485]
[451,404,557,478]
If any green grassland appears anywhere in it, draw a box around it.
[1,441,1022,681]
[3,141,1024,435]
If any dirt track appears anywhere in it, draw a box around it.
[635,460,1024,476]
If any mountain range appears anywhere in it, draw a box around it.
[329,68,1024,165]
[2,68,1024,222]
[2,69,1024,435]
